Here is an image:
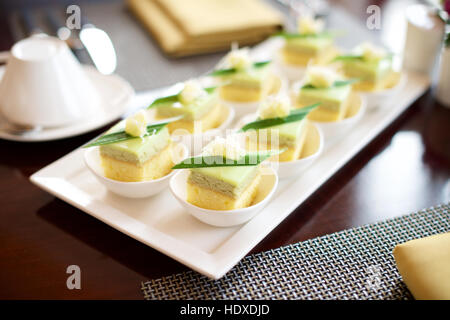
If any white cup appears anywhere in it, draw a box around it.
[436,47,450,108]
[0,36,101,127]
[402,4,445,76]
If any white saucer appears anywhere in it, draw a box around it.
[0,66,134,142]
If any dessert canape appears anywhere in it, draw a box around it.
[210,48,280,103]
[149,80,223,134]
[278,16,338,67]
[335,42,396,92]
[241,95,318,162]
[172,137,277,211]
[84,110,175,182]
[295,66,356,122]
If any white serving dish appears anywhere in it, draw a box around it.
[84,142,188,198]
[169,167,278,227]
[30,70,429,279]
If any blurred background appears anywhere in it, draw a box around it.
[0,0,412,92]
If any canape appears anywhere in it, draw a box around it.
[277,16,339,68]
[210,48,282,104]
[169,137,279,226]
[295,66,356,122]
[83,110,189,197]
[241,95,317,162]
[149,80,224,134]
[335,42,398,92]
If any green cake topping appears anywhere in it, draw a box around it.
[301,78,359,90]
[83,121,172,148]
[172,150,281,169]
[239,103,319,132]
[208,61,271,77]
[148,86,216,109]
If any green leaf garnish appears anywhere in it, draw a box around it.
[148,86,217,109]
[301,78,360,89]
[239,103,319,132]
[82,122,170,148]
[172,150,283,169]
[208,61,271,77]
[333,52,394,62]
[273,31,335,39]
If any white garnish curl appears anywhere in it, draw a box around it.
[306,66,339,88]
[298,16,325,35]
[226,48,252,70]
[258,95,291,120]
[356,42,387,61]
[179,80,206,104]
[202,137,246,161]
[125,110,148,137]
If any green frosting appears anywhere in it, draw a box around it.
[156,91,218,121]
[257,118,307,147]
[99,121,170,165]
[300,85,351,111]
[285,36,333,54]
[342,57,392,82]
[220,64,271,88]
[189,166,259,198]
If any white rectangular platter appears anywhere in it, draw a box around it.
[30,71,429,279]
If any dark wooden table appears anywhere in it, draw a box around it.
[1,0,449,299]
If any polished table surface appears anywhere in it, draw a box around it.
[1,0,449,299]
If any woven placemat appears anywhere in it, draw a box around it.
[141,203,450,300]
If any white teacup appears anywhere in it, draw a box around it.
[0,36,100,127]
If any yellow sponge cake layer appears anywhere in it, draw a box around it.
[282,47,338,66]
[101,143,174,182]
[187,173,261,210]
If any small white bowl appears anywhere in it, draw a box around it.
[359,72,407,110]
[166,103,235,155]
[313,92,366,146]
[84,142,188,198]
[169,167,278,227]
[274,122,324,179]
[219,75,288,118]
[274,52,306,82]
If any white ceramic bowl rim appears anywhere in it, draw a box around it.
[170,167,278,215]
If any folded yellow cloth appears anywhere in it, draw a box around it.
[393,232,450,300]
[127,0,283,57]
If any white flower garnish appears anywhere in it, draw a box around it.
[306,66,339,88]
[125,110,148,137]
[226,48,252,70]
[356,42,387,61]
[298,16,325,35]
[179,80,205,105]
[258,95,291,120]
[202,137,246,161]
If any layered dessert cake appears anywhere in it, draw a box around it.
[336,42,394,91]
[211,48,278,102]
[296,66,353,122]
[151,80,222,134]
[244,96,310,162]
[280,16,338,66]
[97,110,174,182]
[185,138,262,210]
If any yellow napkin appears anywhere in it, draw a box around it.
[393,232,450,300]
[127,0,283,57]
